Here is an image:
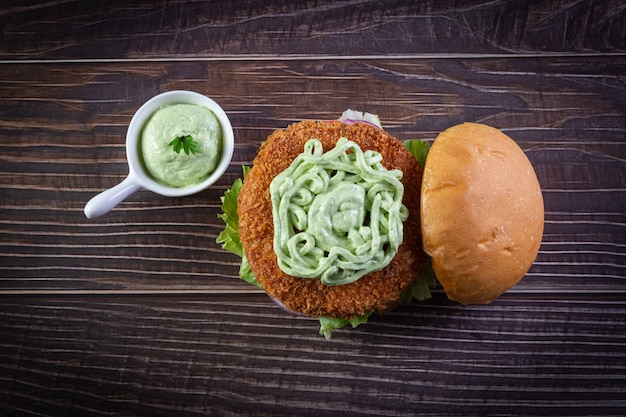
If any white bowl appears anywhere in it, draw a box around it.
[84,90,234,218]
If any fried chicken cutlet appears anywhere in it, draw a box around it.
[238,120,425,319]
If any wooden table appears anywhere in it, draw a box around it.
[1,1,625,416]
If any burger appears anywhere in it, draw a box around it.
[217,112,543,338]
[218,110,433,338]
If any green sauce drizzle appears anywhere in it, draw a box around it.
[270,137,408,286]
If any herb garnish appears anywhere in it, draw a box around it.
[169,135,200,155]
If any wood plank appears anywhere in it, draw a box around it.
[1,0,624,60]
[2,2,624,416]
[1,295,625,416]
[0,56,624,294]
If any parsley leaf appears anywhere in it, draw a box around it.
[169,135,200,155]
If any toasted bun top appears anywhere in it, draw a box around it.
[420,122,544,304]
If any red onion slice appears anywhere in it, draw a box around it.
[338,109,383,129]
[268,295,306,317]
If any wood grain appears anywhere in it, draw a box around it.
[1,1,625,416]
[1,0,624,60]
[2,295,626,416]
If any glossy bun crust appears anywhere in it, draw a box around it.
[238,120,425,319]
[421,122,544,305]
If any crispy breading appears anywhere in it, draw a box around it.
[238,120,425,319]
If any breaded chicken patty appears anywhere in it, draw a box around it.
[238,120,425,319]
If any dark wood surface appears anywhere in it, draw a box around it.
[1,1,625,416]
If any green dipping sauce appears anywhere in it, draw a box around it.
[270,137,408,286]
[140,104,222,188]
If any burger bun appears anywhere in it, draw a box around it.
[420,122,544,305]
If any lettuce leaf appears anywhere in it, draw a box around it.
[239,254,262,288]
[319,311,373,340]
[403,139,430,169]
[401,257,436,302]
[216,178,244,257]
[401,139,437,301]
[217,166,256,284]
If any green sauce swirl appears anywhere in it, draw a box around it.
[270,137,408,286]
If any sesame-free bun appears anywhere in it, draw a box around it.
[420,122,544,305]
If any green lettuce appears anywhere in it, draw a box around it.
[403,139,430,169]
[401,139,436,302]
[401,257,436,302]
[216,166,261,289]
[216,178,244,256]
[239,254,261,288]
[319,312,373,340]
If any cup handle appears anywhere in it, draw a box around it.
[84,175,142,219]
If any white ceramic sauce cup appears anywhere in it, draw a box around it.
[84,90,234,219]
